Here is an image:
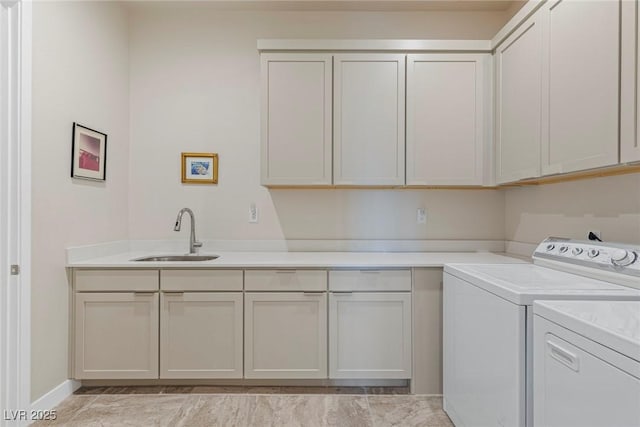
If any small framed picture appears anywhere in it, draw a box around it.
[181,152,218,184]
[71,123,107,181]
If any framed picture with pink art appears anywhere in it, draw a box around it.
[71,122,107,181]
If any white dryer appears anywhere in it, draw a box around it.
[442,237,640,427]
[533,300,640,427]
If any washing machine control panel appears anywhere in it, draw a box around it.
[534,237,640,277]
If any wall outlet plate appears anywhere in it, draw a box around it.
[417,208,427,224]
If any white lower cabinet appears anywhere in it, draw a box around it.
[244,291,328,379]
[160,292,243,379]
[74,292,159,379]
[73,268,413,384]
[329,292,412,379]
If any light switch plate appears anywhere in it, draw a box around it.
[249,203,258,223]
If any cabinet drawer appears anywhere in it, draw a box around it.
[75,269,159,292]
[329,269,411,292]
[161,270,242,291]
[245,270,326,291]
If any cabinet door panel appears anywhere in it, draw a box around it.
[74,292,159,379]
[621,0,640,163]
[334,54,405,185]
[495,16,544,183]
[160,292,243,379]
[542,0,619,174]
[329,292,411,379]
[261,54,332,185]
[407,54,486,185]
[245,292,327,379]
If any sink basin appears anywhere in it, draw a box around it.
[131,255,219,262]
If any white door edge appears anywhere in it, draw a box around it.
[1,1,31,425]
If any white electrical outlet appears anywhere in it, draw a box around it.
[249,203,258,223]
[417,208,427,224]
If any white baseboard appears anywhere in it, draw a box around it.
[31,379,81,412]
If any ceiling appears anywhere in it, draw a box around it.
[125,0,522,12]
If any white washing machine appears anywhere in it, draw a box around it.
[442,237,640,427]
[533,300,640,427]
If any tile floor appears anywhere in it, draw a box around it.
[33,386,454,426]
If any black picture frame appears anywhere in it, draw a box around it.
[71,122,107,181]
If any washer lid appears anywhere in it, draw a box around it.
[534,300,640,362]
[444,263,640,305]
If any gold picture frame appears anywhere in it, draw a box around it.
[181,152,218,184]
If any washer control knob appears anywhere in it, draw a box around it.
[611,249,637,267]
[546,243,555,251]
[587,249,600,258]
[572,247,583,256]
[559,246,569,254]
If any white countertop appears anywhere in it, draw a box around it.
[534,300,640,361]
[66,251,527,269]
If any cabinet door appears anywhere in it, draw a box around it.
[406,54,487,185]
[245,292,327,379]
[261,54,332,186]
[74,292,159,379]
[541,0,619,175]
[329,292,411,379]
[621,0,640,163]
[334,54,405,185]
[495,13,544,183]
[160,292,242,379]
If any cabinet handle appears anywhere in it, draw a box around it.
[133,292,155,296]
[547,339,580,372]
[275,270,297,274]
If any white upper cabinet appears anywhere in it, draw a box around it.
[541,0,620,175]
[495,13,544,184]
[621,0,640,163]
[333,54,406,186]
[261,54,332,186]
[406,54,488,186]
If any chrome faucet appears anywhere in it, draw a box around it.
[174,208,202,254]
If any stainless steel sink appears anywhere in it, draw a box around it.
[131,255,219,262]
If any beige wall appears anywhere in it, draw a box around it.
[128,7,508,242]
[505,173,640,245]
[31,1,130,401]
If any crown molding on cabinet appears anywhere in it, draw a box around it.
[257,39,493,52]
[491,0,547,51]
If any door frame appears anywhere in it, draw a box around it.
[0,0,32,424]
